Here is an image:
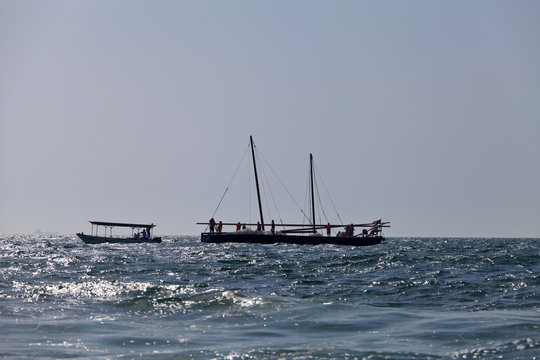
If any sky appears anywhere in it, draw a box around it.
[1,1,539,237]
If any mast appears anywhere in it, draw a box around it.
[250,136,265,230]
[310,153,316,234]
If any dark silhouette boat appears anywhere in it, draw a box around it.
[76,221,162,244]
[198,136,389,247]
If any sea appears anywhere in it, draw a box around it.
[0,235,538,359]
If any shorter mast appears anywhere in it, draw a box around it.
[250,136,265,230]
[310,153,316,234]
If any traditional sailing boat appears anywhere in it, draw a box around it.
[77,221,162,244]
[198,136,389,246]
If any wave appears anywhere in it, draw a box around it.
[1,235,539,358]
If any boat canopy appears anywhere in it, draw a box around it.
[89,221,156,229]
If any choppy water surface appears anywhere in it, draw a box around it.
[0,235,538,359]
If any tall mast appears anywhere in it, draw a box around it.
[310,153,316,234]
[250,136,265,230]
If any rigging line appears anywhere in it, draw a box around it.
[257,150,311,224]
[304,164,312,226]
[257,151,285,229]
[314,184,323,235]
[254,148,272,225]
[313,172,324,234]
[211,144,250,219]
[256,148,284,227]
[314,171,330,225]
[314,162,344,226]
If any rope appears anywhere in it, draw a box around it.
[299,170,312,229]
[258,150,311,224]
[304,166,311,227]
[210,144,250,224]
[313,172,330,224]
[256,148,284,228]
[314,162,344,226]
[255,149,271,227]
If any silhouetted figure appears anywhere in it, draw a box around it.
[209,218,216,234]
[236,222,241,231]
[271,220,275,234]
[256,222,261,231]
[326,223,331,236]
[217,221,223,234]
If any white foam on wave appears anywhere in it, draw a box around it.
[221,290,265,308]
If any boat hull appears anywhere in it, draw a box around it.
[76,233,162,244]
[201,232,383,246]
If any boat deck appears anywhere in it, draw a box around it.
[77,233,162,244]
[201,232,383,246]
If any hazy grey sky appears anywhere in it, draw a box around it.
[1,1,539,237]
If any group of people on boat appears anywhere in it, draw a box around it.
[208,218,222,234]
[133,228,150,239]
[334,224,355,237]
[208,218,277,234]
[325,223,378,238]
[208,217,381,238]
[325,223,356,237]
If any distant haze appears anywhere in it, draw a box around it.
[1,1,539,237]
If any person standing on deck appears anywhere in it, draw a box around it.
[236,222,241,231]
[346,224,354,237]
[326,223,331,237]
[209,218,216,234]
[217,221,223,234]
[256,222,261,231]
[271,220,275,234]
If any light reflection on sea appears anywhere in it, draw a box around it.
[0,235,538,359]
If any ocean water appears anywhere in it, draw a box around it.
[0,235,538,359]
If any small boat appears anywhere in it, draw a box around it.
[76,221,162,244]
[198,136,389,247]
